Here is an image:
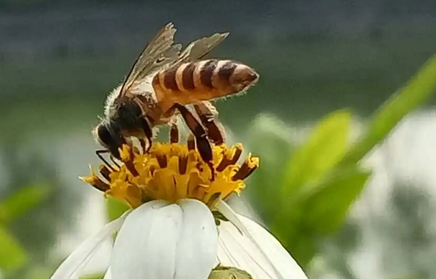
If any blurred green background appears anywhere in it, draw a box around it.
[2,0,436,278]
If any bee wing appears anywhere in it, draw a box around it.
[118,22,181,99]
[175,32,229,65]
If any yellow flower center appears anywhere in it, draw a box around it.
[82,139,259,209]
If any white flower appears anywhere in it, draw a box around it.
[52,142,309,279]
[51,199,308,279]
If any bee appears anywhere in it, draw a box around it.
[93,23,259,172]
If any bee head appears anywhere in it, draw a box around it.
[93,121,125,159]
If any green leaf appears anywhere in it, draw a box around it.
[283,231,317,268]
[0,184,51,223]
[246,113,294,167]
[106,196,129,222]
[283,109,351,194]
[25,265,54,279]
[340,54,436,166]
[209,266,253,279]
[300,167,371,234]
[0,225,27,270]
[244,113,295,221]
[79,273,105,279]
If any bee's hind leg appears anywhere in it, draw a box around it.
[193,101,225,145]
[172,103,215,180]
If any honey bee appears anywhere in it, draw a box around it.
[93,23,259,171]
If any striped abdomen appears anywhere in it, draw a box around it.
[152,59,259,106]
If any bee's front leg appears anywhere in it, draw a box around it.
[95,149,118,172]
[169,118,180,144]
[136,117,154,153]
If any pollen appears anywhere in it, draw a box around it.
[81,138,259,208]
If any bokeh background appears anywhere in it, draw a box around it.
[2,0,436,278]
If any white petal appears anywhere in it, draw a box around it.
[238,215,308,279]
[103,268,111,279]
[50,212,129,279]
[110,200,182,279]
[175,199,218,279]
[216,201,308,279]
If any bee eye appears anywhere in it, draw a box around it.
[97,124,113,147]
